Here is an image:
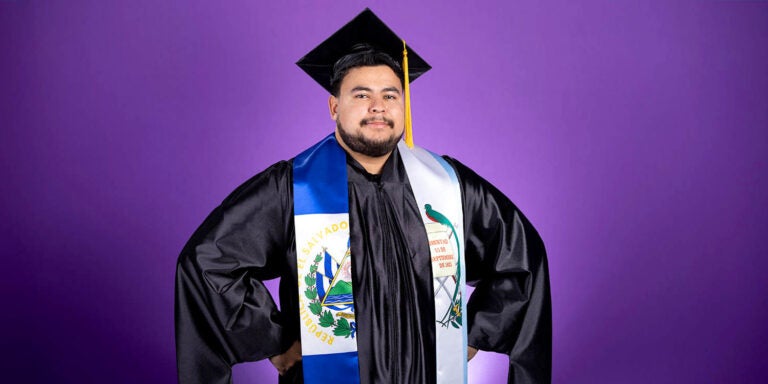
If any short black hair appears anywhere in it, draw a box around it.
[329,44,404,97]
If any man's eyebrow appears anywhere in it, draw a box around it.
[349,86,402,94]
[382,87,401,94]
[350,86,373,93]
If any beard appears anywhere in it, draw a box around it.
[336,118,402,157]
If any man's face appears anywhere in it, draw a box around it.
[329,65,405,158]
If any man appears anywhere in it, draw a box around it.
[175,9,551,384]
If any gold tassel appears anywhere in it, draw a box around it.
[402,39,414,148]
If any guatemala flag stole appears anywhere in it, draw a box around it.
[293,134,467,384]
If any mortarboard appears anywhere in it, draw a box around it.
[296,8,430,147]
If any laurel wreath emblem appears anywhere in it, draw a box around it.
[425,204,464,329]
[303,252,355,338]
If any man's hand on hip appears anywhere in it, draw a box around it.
[269,340,302,376]
[468,346,478,361]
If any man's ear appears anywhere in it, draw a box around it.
[328,95,338,120]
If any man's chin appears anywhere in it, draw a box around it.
[336,120,403,157]
[339,133,401,158]
[351,141,399,158]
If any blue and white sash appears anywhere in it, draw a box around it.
[293,134,466,384]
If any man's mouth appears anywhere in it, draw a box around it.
[361,118,394,128]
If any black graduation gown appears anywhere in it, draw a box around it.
[175,147,551,384]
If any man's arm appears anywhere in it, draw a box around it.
[175,162,296,383]
[445,157,552,384]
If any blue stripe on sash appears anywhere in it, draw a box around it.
[303,352,361,384]
[430,152,460,185]
[293,134,349,215]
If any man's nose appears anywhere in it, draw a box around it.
[369,97,385,113]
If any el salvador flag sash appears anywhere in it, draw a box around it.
[293,134,466,384]
[293,134,360,384]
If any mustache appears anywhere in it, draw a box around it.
[360,117,395,128]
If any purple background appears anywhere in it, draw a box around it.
[1,1,766,383]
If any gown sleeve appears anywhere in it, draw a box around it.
[175,161,296,384]
[444,157,552,384]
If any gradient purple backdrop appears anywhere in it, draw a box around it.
[1,1,766,383]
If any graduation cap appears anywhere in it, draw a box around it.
[296,8,430,148]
